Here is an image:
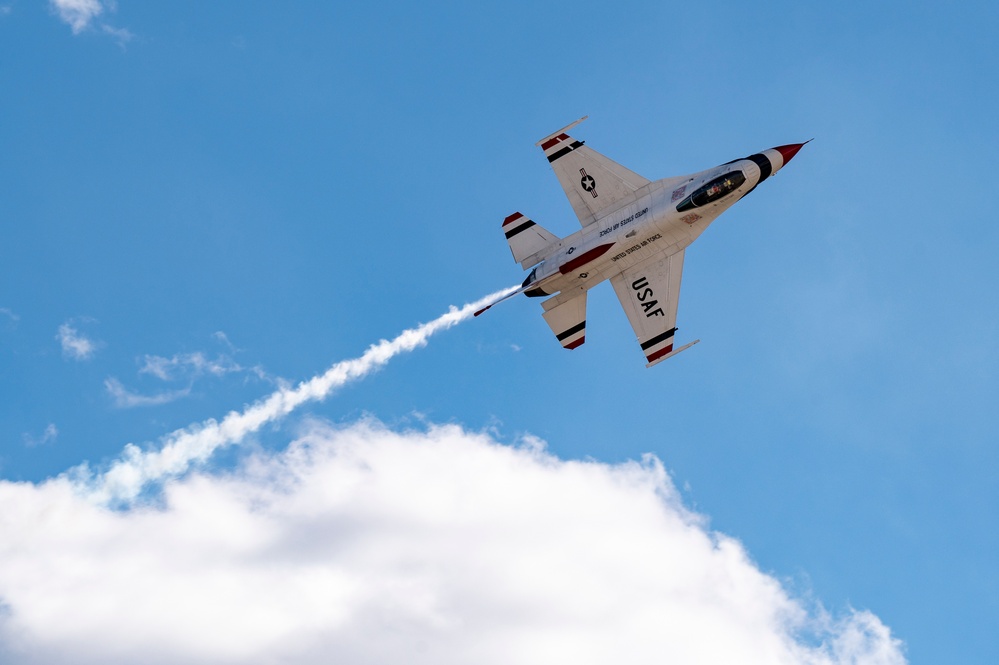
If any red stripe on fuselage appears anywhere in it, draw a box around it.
[559,243,615,275]
[565,337,585,349]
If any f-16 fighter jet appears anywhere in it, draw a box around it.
[476,117,808,367]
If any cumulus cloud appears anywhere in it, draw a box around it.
[104,378,191,408]
[56,322,97,360]
[77,286,518,505]
[1,286,906,663]
[0,419,905,664]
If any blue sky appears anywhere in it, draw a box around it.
[1,1,997,662]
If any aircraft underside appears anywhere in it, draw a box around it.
[481,117,807,366]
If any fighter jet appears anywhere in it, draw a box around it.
[476,117,808,367]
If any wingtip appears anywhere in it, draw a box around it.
[534,116,589,146]
[644,339,701,368]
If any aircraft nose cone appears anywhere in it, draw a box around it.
[774,142,808,167]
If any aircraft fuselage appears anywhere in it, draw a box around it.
[482,121,807,366]
[524,145,801,299]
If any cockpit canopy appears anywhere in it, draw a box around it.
[676,171,746,212]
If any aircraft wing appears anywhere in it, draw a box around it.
[538,118,650,228]
[610,249,689,367]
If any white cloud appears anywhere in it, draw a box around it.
[49,0,104,33]
[104,378,190,408]
[139,351,245,382]
[56,322,97,361]
[100,22,132,44]
[0,419,905,664]
[213,330,237,351]
[77,286,518,505]
[133,334,267,396]
[49,0,132,44]
[0,308,17,326]
[22,424,58,448]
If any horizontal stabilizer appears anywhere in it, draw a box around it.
[503,212,560,268]
[541,291,587,350]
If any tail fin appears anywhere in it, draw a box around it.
[503,212,559,269]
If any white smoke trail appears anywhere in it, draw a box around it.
[75,286,519,506]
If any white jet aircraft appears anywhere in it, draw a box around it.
[476,117,808,367]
